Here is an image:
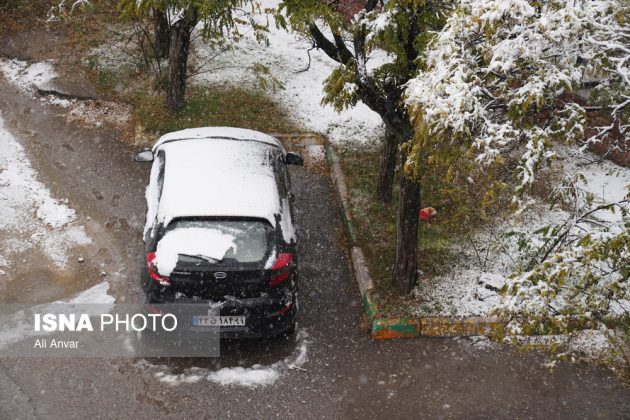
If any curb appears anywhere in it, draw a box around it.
[326,146,358,245]
[323,140,500,340]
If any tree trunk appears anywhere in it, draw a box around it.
[394,158,421,294]
[376,124,398,203]
[152,9,170,60]
[165,10,197,112]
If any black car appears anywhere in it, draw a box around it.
[134,127,303,338]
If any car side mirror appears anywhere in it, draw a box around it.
[285,152,304,166]
[134,150,154,162]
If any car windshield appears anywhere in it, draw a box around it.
[166,219,272,264]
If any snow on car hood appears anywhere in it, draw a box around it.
[155,228,237,276]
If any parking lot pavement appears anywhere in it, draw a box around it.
[1,76,630,419]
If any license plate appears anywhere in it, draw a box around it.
[192,315,246,327]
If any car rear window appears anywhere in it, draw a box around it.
[166,219,272,264]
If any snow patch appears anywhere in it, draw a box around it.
[66,100,131,128]
[190,0,384,146]
[45,96,73,108]
[562,149,630,225]
[0,282,115,351]
[411,205,568,316]
[67,281,116,305]
[0,59,57,95]
[567,330,613,361]
[412,145,629,319]
[207,365,280,387]
[0,113,91,268]
[149,329,310,388]
[0,59,131,128]
[305,144,326,162]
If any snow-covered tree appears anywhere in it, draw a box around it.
[118,0,266,111]
[405,0,630,339]
[278,0,452,293]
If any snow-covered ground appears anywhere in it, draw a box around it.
[412,204,570,316]
[0,59,58,95]
[459,328,614,363]
[0,281,115,351]
[82,0,385,143]
[190,0,384,146]
[142,329,310,388]
[0,58,131,128]
[0,113,91,268]
[412,152,630,317]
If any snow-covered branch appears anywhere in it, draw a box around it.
[405,0,630,192]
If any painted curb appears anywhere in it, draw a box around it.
[322,139,500,340]
[324,141,378,324]
[372,317,422,340]
[420,316,499,337]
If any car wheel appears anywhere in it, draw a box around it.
[284,319,297,337]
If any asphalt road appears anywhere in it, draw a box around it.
[0,45,629,419]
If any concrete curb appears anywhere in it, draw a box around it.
[323,140,500,340]
[326,146,358,245]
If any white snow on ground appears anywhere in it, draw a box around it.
[65,100,131,128]
[0,281,115,351]
[0,58,131,128]
[305,144,326,162]
[0,59,57,95]
[190,0,384,145]
[562,149,630,226]
[0,113,91,268]
[461,329,615,362]
[567,330,614,361]
[68,281,116,305]
[412,204,570,317]
[206,365,280,387]
[412,149,629,318]
[148,329,310,388]
[84,2,384,143]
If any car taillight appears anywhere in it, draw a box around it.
[146,252,170,286]
[267,303,294,318]
[269,252,293,286]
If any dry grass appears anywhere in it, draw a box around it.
[0,1,51,36]
[132,85,300,138]
[338,146,487,317]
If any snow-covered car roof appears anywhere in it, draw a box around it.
[152,127,285,153]
[155,137,282,228]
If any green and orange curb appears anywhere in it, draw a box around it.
[323,140,499,340]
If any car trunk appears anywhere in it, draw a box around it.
[155,218,275,300]
[169,258,269,300]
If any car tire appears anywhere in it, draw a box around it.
[274,317,296,339]
[284,319,297,337]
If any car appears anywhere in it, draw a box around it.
[134,127,303,338]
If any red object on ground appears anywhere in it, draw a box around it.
[419,207,437,220]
